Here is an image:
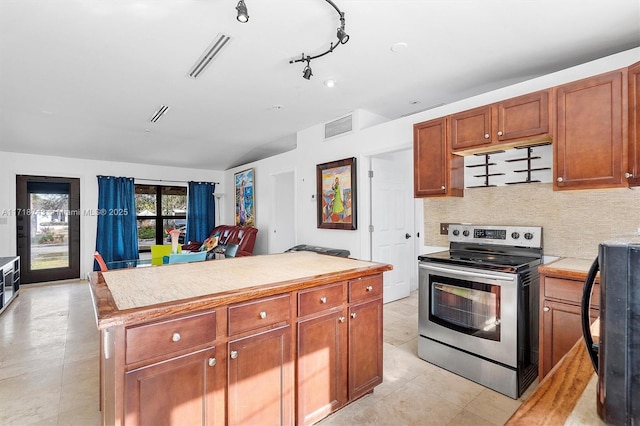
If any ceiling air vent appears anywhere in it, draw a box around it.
[325,114,353,139]
[187,33,232,79]
[149,104,170,123]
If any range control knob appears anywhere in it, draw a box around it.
[462,230,470,237]
[524,232,534,240]
[452,229,460,236]
[511,232,520,239]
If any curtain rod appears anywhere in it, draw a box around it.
[97,175,219,185]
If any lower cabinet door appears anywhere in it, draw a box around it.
[297,309,348,425]
[227,326,293,426]
[124,347,223,426]
[348,298,383,400]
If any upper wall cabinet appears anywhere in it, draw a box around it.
[450,90,551,152]
[628,61,640,187]
[413,118,463,197]
[555,69,627,190]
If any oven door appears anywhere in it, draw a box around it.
[418,262,518,367]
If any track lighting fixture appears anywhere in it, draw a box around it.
[236,0,249,23]
[235,0,349,80]
[302,61,313,80]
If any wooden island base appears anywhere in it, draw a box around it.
[88,251,392,425]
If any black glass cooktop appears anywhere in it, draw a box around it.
[418,249,542,273]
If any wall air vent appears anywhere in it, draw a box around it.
[149,104,170,123]
[325,114,353,139]
[188,33,232,79]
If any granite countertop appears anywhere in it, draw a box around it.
[88,251,392,329]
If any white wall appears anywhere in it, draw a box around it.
[0,152,224,277]
[223,47,640,259]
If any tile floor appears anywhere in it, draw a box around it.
[0,280,534,425]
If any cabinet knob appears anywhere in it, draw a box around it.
[497,131,503,136]
[339,316,346,323]
[351,312,357,319]
[484,133,490,139]
[440,185,446,190]
[320,297,327,304]
[208,357,216,367]
[543,306,550,312]
[556,177,564,183]
[230,351,238,359]
[625,172,633,178]
[366,286,373,292]
[171,332,181,342]
[259,311,267,319]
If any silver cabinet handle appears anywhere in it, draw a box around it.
[484,133,490,139]
[557,177,564,183]
[440,185,446,190]
[366,285,373,292]
[338,317,345,323]
[172,332,181,342]
[230,351,238,359]
[351,313,357,319]
[259,311,267,319]
[208,357,216,367]
[625,172,633,178]
[497,131,503,136]
[543,306,550,312]
[320,297,327,304]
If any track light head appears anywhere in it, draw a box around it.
[337,27,349,44]
[236,0,249,23]
[302,63,313,80]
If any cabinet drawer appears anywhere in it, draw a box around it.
[298,282,345,317]
[229,294,291,336]
[126,311,216,365]
[349,275,382,302]
[544,276,600,307]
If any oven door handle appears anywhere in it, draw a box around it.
[419,263,516,282]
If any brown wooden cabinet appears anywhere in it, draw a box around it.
[628,61,640,186]
[450,90,551,151]
[413,117,464,197]
[348,298,383,399]
[554,69,627,190]
[539,273,599,380]
[125,347,224,426]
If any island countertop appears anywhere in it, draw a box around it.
[88,251,392,329]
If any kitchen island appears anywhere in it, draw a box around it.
[88,251,392,425]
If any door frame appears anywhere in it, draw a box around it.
[16,175,81,283]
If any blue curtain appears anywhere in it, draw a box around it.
[186,182,216,243]
[94,176,139,270]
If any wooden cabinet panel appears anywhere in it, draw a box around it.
[298,282,345,317]
[297,309,348,425]
[349,274,383,302]
[544,276,600,308]
[539,299,598,379]
[450,91,551,151]
[555,70,627,190]
[413,118,463,197]
[124,347,224,426]
[125,311,216,365]
[629,61,640,186]
[348,298,383,399]
[228,326,293,425]
[228,293,290,336]
[450,106,493,150]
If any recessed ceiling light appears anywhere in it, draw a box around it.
[324,79,336,87]
[391,42,408,53]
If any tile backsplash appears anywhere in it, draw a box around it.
[422,183,640,259]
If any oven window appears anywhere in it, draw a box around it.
[429,275,500,341]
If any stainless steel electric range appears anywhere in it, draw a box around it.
[417,224,542,399]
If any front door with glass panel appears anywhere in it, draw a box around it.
[16,175,80,284]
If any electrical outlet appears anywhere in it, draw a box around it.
[440,223,450,235]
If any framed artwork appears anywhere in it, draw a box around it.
[316,157,357,230]
[234,168,255,227]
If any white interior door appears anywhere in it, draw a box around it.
[370,150,414,303]
[270,170,296,254]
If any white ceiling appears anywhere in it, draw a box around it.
[1,0,639,170]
